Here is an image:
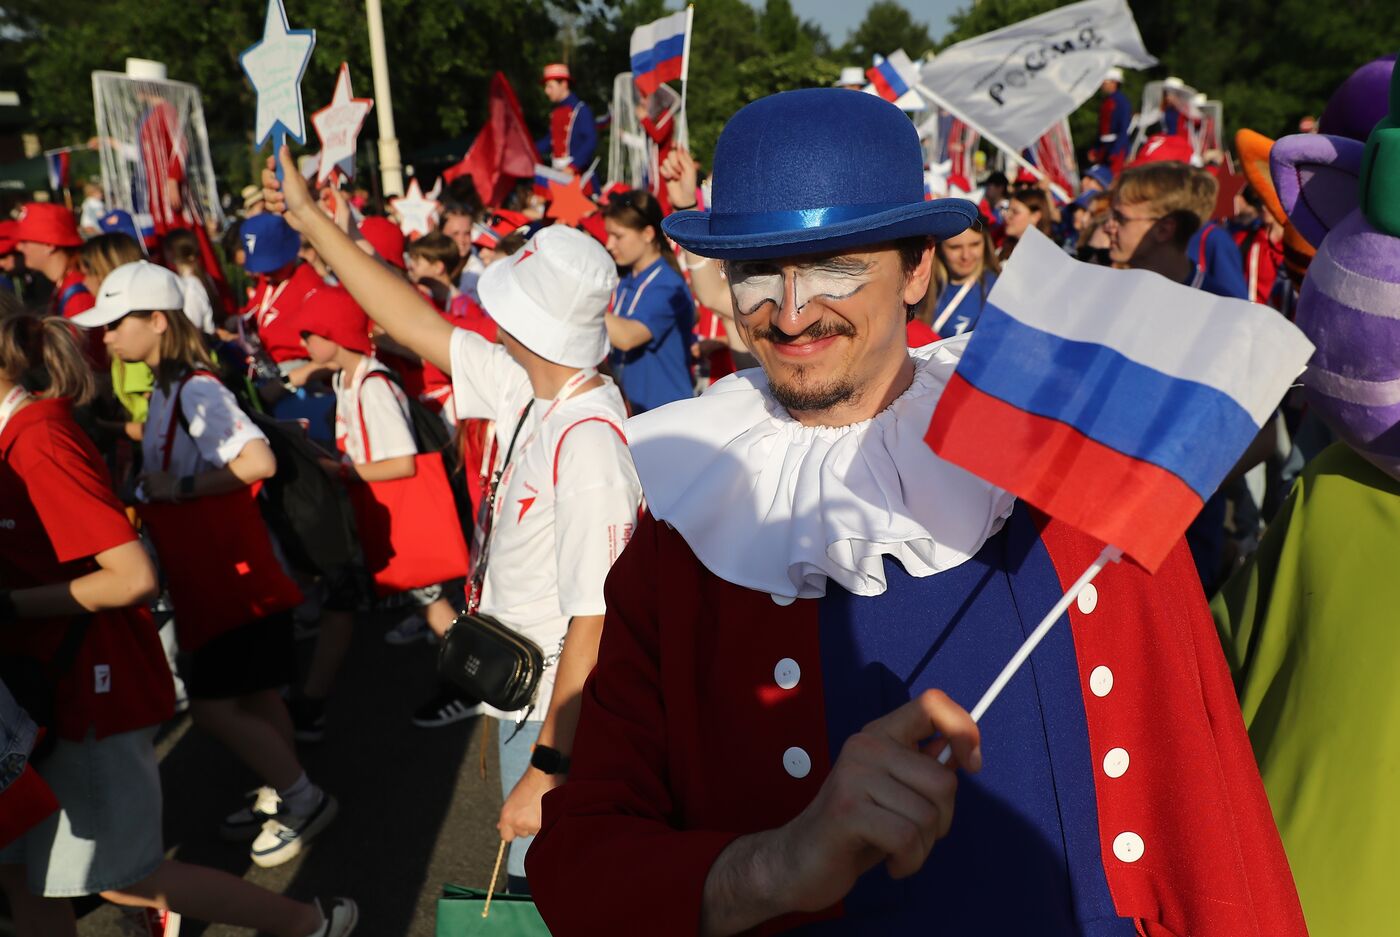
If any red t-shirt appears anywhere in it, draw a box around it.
[0,398,175,740]
[52,268,105,368]
[242,262,324,364]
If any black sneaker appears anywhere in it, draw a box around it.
[290,697,327,744]
[411,689,484,728]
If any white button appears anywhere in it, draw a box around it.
[783,746,812,779]
[770,593,796,607]
[1077,583,1099,614]
[774,658,801,690]
[1103,747,1130,779]
[1090,666,1114,697]
[1112,831,1144,863]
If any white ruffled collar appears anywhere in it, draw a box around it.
[625,337,1015,600]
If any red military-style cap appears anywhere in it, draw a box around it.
[542,63,572,85]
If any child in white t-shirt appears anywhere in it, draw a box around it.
[295,284,463,728]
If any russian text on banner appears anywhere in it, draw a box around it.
[925,226,1314,572]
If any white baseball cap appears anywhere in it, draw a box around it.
[1104,67,1125,83]
[836,67,866,87]
[70,260,185,328]
[477,225,618,369]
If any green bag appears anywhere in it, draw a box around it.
[436,884,551,936]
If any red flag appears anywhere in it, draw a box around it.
[443,72,537,207]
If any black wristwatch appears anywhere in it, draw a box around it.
[530,745,570,776]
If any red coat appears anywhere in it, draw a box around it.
[530,510,1304,936]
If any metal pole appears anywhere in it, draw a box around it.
[914,80,1071,203]
[365,0,403,197]
[678,4,694,151]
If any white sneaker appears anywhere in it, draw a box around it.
[220,786,281,842]
[384,612,432,645]
[302,898,358,937]
[251,791,338,868]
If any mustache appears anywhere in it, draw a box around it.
[749,318,856,345]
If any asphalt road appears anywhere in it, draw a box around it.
[74,619,504,937]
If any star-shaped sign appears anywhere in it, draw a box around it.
[311,62,373,185]
[240,0,316,148]
[546,174,598,227]
[390,178,440,240]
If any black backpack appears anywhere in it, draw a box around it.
[246,409,366,580]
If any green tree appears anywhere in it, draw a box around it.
[842,1,934,66]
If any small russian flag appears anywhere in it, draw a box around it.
[864,50,924,111]
[45,151,70,192]
[925,227,1314,572]
[630,10,689,96]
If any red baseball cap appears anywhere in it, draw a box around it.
[297,285,374,355]
[1130,134,1197,167]
[471,209,530,249]
[0,220,17,255]
[13,202,82,248]
[542,63,571,85]
[359,216,406,269]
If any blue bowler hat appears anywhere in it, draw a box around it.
[663,89,977,260]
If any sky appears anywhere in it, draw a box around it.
[792,0,968,48]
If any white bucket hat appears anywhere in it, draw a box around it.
[836,67,866,87]
[70,260,185,328]
[477,225,618,369]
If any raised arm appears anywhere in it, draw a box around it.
[263,147,455,374]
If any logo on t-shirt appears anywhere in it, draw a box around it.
[94,664,111,694]
[517,483,539,522]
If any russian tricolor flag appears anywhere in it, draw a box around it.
[630,10,689,96]
[925,228,1314,571]
[45,151,70,191]
[865,50,923,111]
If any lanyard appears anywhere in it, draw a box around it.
[612,264,663,320]
[466,367,597,613]
[932,278,975,334]
[0,385,32,438]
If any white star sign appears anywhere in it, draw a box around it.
[390,178,440,240]
[312,62,373,184]
[240,0,316,148]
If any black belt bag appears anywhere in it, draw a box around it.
[437,612,545,714]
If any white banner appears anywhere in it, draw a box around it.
[918,0,1156,153]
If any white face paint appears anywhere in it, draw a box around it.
[725,257,876,317]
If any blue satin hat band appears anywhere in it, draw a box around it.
[707,203,909,236]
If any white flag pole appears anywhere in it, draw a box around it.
[678,4,695,151]
[937,543,1123,765]
[914,80,1071,203]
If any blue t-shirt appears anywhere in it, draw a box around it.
[610,257,695,413]
[933,271,997,337]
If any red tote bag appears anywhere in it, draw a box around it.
[138,375,302,651]
[348,452,470,597]
[345,374,470,597]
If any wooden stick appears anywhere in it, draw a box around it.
[482,839,507,918]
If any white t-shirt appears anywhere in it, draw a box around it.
[78,195,106,233]
[143,372,267,481]
[450,327,641,721]
[333,357,417,465]
[180,273,216,335]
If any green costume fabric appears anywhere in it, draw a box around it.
[1213,443,1400,936]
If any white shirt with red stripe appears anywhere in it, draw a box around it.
[333,356,418,465]
[449,327,641,721]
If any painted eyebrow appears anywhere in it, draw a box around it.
[793,257,874,274]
